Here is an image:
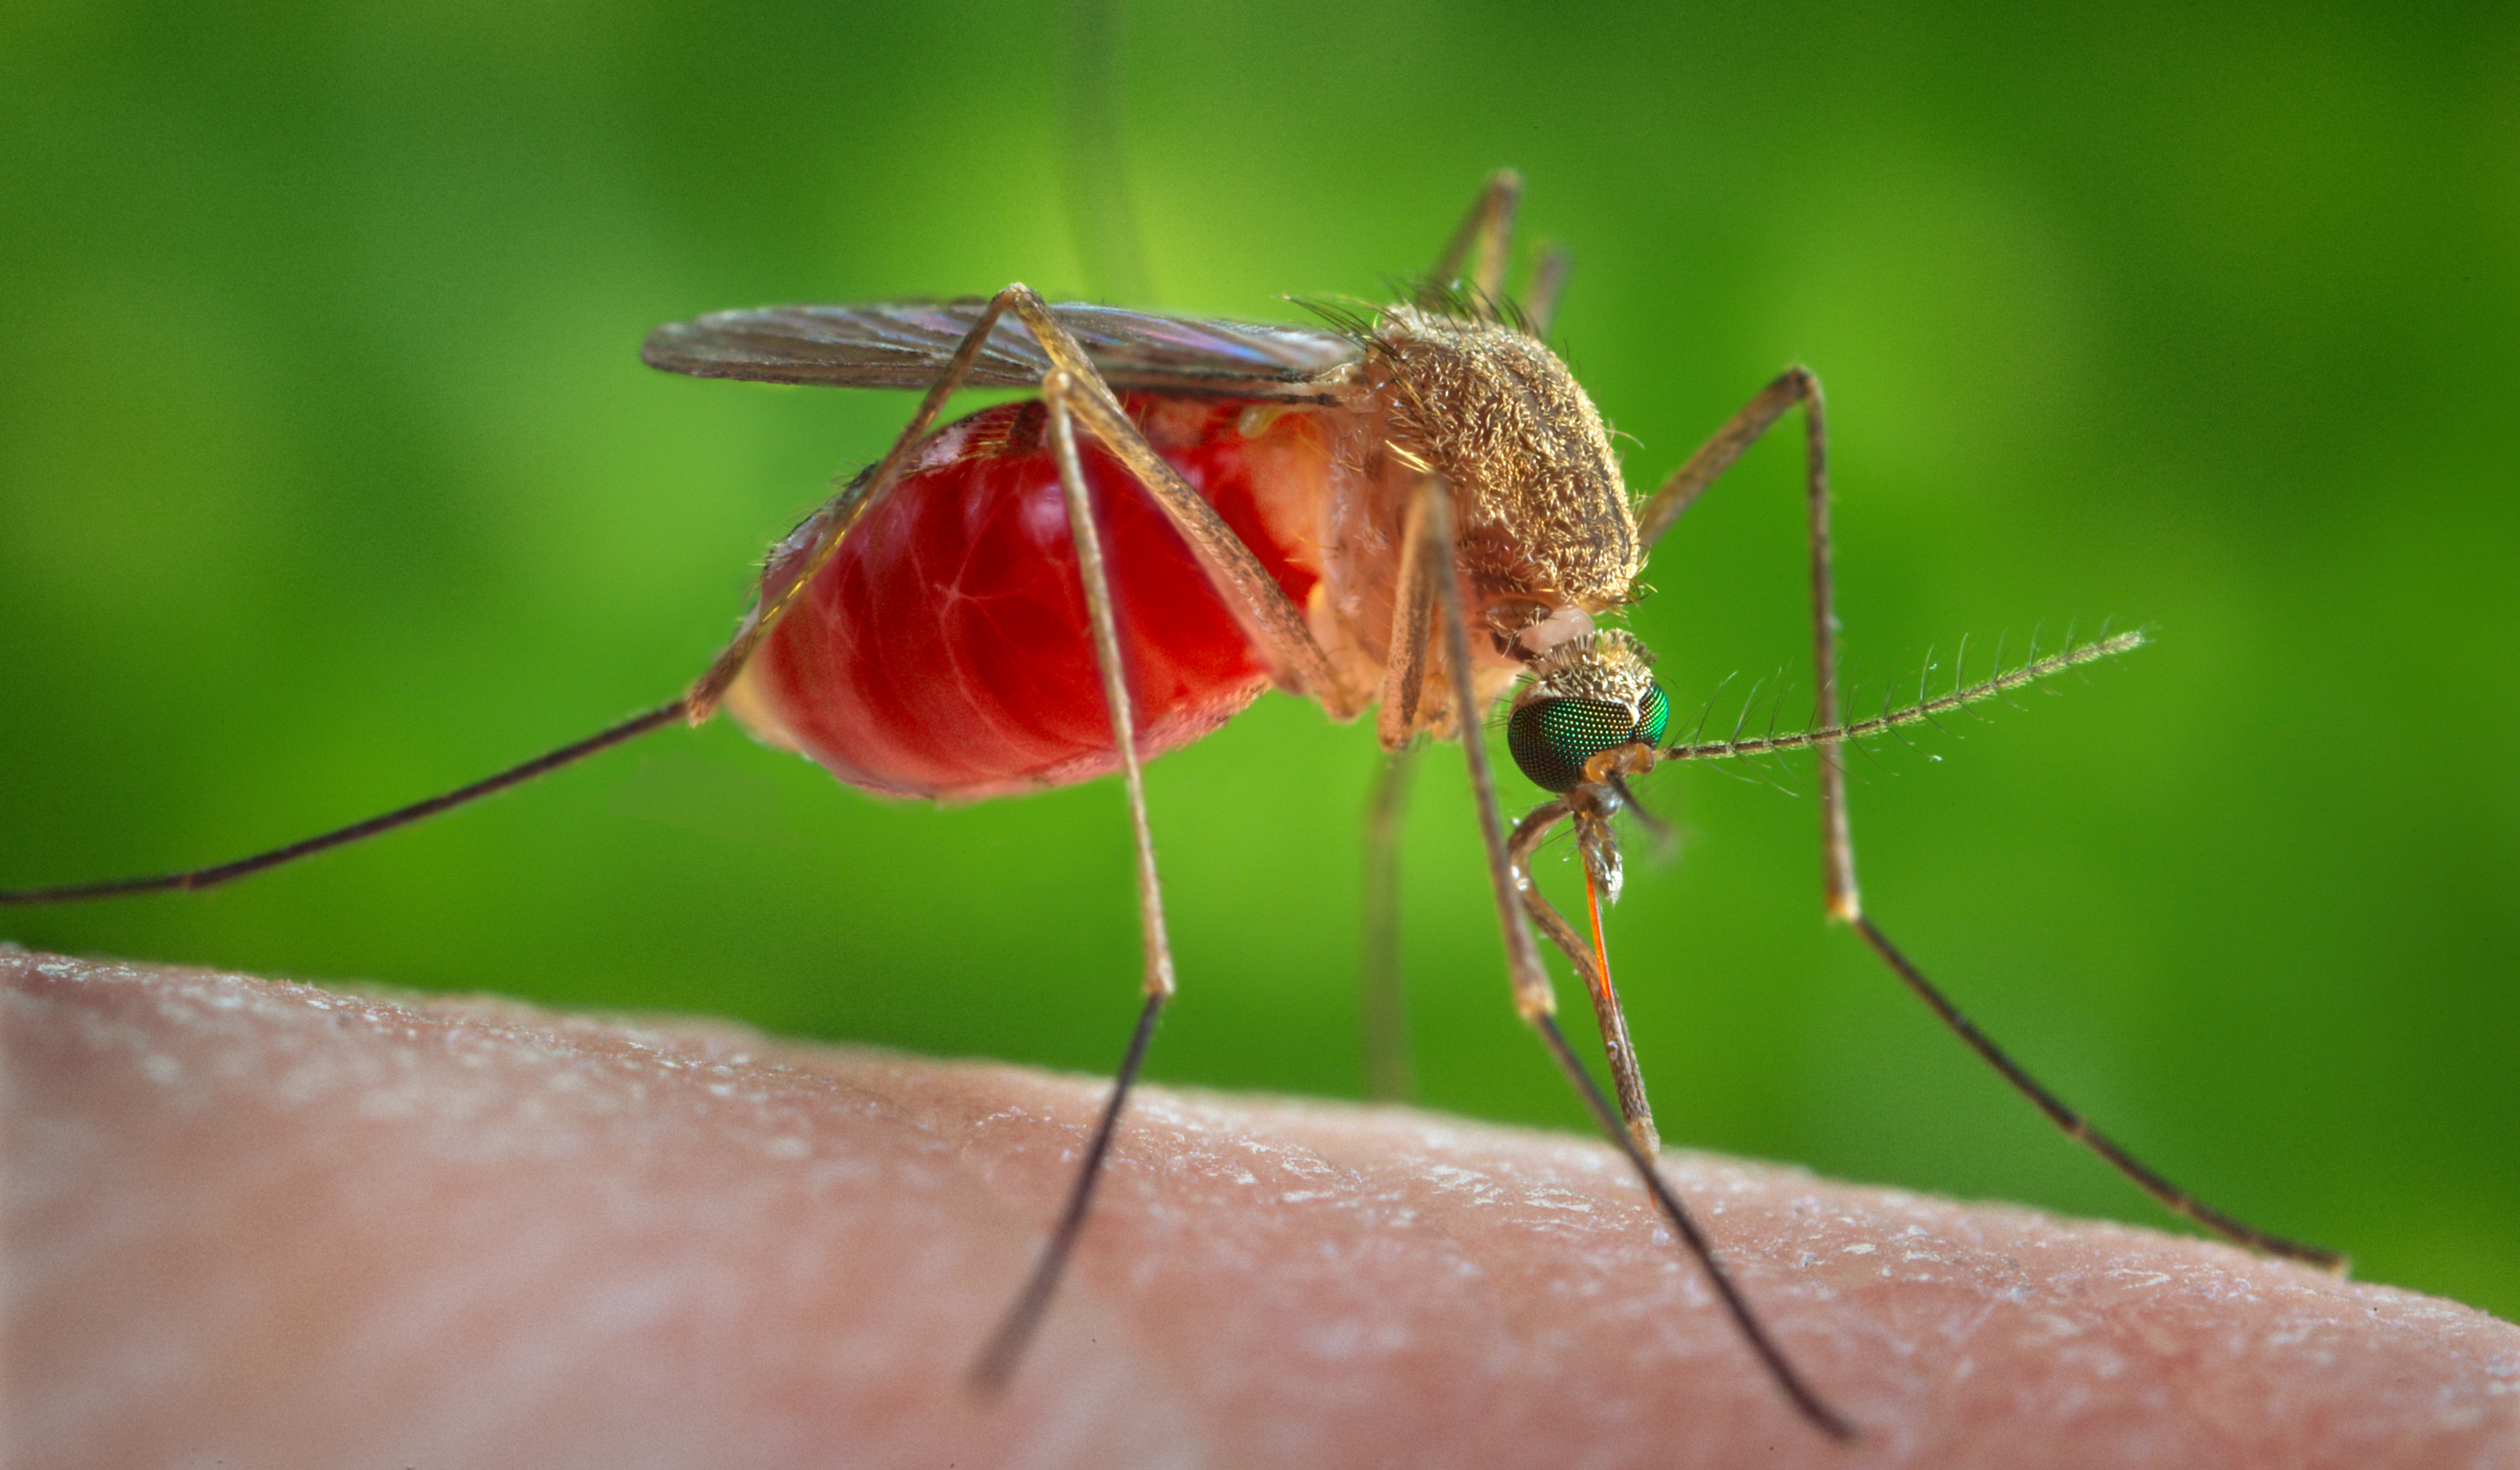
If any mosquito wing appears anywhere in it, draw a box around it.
[641,298,1362,401]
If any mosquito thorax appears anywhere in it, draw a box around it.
[1505,628,1672,793]
[1366,305,1640,615]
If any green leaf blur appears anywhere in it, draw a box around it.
[3,0,2513,1324]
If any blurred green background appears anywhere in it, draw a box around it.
[4,1,2513,1324]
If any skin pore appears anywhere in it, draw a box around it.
[8,951,2514,1469]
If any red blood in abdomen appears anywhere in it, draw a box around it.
[731,396,1326,800]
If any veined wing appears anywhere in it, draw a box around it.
[641,298,1362,400]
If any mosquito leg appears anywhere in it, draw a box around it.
[1631,366,1819,549]
[1422,170,1565,332]
[1847,915,2346,1267]
[1412,471,1854,1441]
[1424,169,1523,309]
[969,989,1165,1394]
[968,371,1180,1394]
[1374,444,1443,747]
[1360,745,1419,1102]
[1401,472,1547,1060]
[1382,431,1649,1138]
[1505,800,1660,1155]
[0,700,689,905]
[6,308,1058,903]
[1350,346,1458,1100]
[1523,243,1573,339]
[1630,367,1850,913]
[1040,370,1176,1010]
[1646,370,2346,1270]
[997,288,1358,715]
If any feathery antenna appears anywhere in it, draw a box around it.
[1659,632,2143,765]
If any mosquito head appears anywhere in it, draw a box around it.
[1505,629,1670,793]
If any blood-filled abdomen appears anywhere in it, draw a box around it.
[727,396,1331,800]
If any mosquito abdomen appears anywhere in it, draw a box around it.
[727,396,1331,800]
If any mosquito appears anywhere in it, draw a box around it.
[0,172,2341,1440]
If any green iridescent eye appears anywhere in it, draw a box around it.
[1506,682,1671,792]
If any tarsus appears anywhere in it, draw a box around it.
[0,699,689,906]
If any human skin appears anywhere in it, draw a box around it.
[6,950,2514,1469]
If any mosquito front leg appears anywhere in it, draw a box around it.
[1411,471,1856,1442]
[1505,799,1660,1156]
[967,370,1178,1395]
[1384,456,1664,1148]
[1640,369,2345,1270]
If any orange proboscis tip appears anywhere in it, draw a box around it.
[1583,864,1613,990]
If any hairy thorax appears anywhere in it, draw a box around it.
[1310,307,1640,734]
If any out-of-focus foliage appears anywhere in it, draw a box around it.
[4,0,2513,1322]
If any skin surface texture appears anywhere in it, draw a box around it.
[7,950,2514,1469]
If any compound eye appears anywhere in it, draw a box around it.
[1505,682,1672,792]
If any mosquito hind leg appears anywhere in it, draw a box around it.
[1643,368,2345,1270]
[968,368,1181,1394]
[0,701,690,906]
